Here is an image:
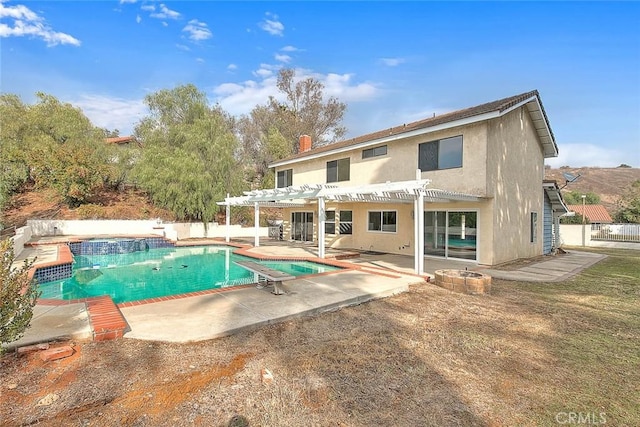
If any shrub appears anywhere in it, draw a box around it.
[1,239,40,353]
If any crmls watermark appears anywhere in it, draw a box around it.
[555,412,607,424]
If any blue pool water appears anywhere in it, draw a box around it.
[38,245,339,304]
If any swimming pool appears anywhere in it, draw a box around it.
[38,245,340,304]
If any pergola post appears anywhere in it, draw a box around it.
[318,197,326,258]
[254,202,260,247]
[225,193,230,243]
[414,197,419,274]
[417,190,425,275]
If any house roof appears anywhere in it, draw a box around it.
[566,204,613,223]
[105,136,136,145]
[270,90,558,168]
[543,180,569,214]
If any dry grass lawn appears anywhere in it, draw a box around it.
[1,247,638,426]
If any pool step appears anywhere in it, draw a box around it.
[86,296,128,341]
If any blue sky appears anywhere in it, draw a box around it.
[1,1,639,168]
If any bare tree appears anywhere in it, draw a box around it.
[268,68,347,150]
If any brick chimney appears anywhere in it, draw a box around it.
[298,135,312,153]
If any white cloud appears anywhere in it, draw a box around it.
[196,57,204,63]
[380,57,405,67]
[0,1,80,46]
[213,67,380,116]
[0,2,39,20]
[161,21,168,27]
[281,45,300,52]
[545,143,627,168]
[274,53,291,63]
[259,12,284,36]
[183,19,212,41]
[227,63,238,71]
[68,94,147,135]
[149,3,180,20]
[136,14,141,24]
[119,0,137,4]
[321,73,378,102]
[140,4,155,12]
[175,43,190,51]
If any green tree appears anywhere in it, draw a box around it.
[133,85,243,222]
[614,180,640,223]
[0,95,31,212]
[560,213,590,224]
[562,191,600,205]
[0,93,110,207]
[1,239,40,353]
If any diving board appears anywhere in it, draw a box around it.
[234,261,295,295]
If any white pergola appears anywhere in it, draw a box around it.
[218,173,480,274]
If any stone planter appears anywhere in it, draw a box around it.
[433,269,491,295]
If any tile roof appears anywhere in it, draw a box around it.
[272,90,556,165]
[105,136,136,145]
[566,204,613,223]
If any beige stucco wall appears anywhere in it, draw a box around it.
[280,123,489,195]
[486,107,545,264]
[273,106,547,266]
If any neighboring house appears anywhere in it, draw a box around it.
[221,90,567,271]
[566,204,613,224]
[105,136,139,147]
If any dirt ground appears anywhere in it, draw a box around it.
[3,250,638,427]
[2,187,176,229]
[1,282,508,426]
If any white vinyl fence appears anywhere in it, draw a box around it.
[591,223,640,243]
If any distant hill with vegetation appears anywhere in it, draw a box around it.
[545,166,640,215]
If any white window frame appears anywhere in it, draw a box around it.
[367,210,397,233]
[325,210,336,235]
[339,210,353,235]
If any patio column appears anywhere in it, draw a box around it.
[225,193,230,243]
[254,202,260,247]
[414,197,419,274]
[417,190,425,275]
[318,197,326,258]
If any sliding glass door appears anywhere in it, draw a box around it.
[424,211,477,260]
[291,212,314,242]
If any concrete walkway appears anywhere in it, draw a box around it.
[4,242,608,348]
[475,251,607,282]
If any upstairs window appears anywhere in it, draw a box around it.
[327,158,350,183]
[276,169,293,188]
[362,145,387,159]
[418,135,463,171]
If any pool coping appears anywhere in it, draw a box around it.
[27,238,430,342]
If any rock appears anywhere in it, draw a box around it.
[7,383,18,390]
[39,346,74,362]
[17,343,50,356]
[36,393,59,406]
[261,368,274,384]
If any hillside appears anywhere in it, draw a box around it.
[545,167,640,215]
[2,186,176,229]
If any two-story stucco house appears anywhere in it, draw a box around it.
[221,90,568,272]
